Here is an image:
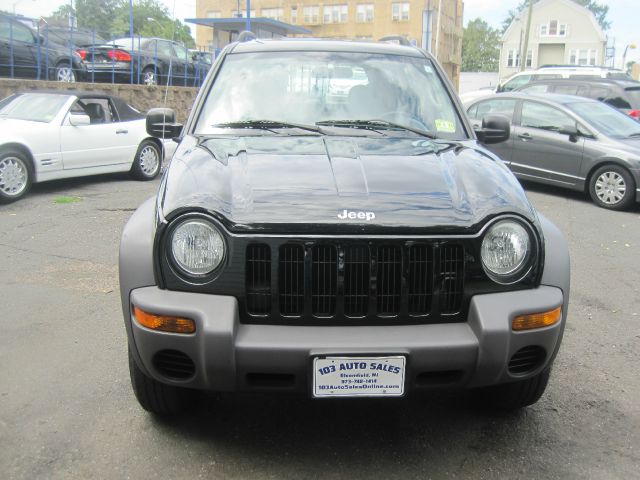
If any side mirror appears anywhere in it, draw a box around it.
[146,108,183,139]
[474,114,510,144]
[69,113,90,126]
[559,125,578,136]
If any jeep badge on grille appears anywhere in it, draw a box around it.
[338,210,376,221]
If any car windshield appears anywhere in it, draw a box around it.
[567,101,640,138]
[624,87,640,107]
[0,93,70,123]
[195,50,465,140]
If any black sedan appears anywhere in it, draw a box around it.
[80,37,199,86]
[466,93,640,209]
[0,13,86,82]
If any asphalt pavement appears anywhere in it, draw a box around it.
[0,173,638,479]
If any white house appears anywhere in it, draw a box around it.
[500,0,607,80]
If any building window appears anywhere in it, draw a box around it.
[291,7,298,24]
[232,10,256,18]
[303,6,320,24]
[323,5,348,24]
[392,3,410,22]
[507,49,532,67]
[356,4,374,23]
[206,11,220,18]
[261,8,284,21]
[570,49,597,66]
[540,20,568,37]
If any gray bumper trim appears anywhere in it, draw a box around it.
[128,286,565,392]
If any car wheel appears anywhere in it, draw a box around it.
[477,366,551,411]
[142,67,160,86]
[55,62,76,82]
[0,150,32,204]
[131,140,162,180]
[128,347,194,415]
[589,164,635,210]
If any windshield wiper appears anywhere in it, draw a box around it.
[628,132,640,137]
[316,119,438,139]
[213,120,324,135]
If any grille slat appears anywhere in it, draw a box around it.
[311,245,337,316]
[279,244,304,316]
[344,245,370,317]
[246,242,465,322]
[246,244,271,315]
[439,245,464,315]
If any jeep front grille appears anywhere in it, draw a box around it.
[245,241,465,323]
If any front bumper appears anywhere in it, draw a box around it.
[127,285,565,394]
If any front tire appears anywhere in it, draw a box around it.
[54,62,76,82]
[589,164,635,210]
[0,149,32,204]
[130,140,161,180]
[128,347,193,415]
[141,67,161,86]
[478,366,552,411]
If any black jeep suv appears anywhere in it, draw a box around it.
[119,39,570,415]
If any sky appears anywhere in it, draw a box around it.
[10,0,640,67]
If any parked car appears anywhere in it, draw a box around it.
[0,91,174,203]
[0,13,86,82]
[460,66,631,104]
[465,92,640,209]
[120,38,570,416]
[81,37,198,86]
[514,78,640,119]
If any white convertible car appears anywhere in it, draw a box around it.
[0,91,177,203]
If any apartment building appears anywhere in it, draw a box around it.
[193,0,463,87]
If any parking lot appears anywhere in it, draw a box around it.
[1,173,639,479]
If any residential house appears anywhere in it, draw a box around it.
[500,0,607,80]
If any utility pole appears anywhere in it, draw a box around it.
[520,0,533,72]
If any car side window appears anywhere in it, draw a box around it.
[589,86,609,101]
[470,99,518,122]
[501,75,532,92]
[552,84,579,95]
[521,101,575,132]
[520,84,550,94]
[74,98,114,124]
[157,40,174,57]
[0,18,34,43]
[466,104,478,119]
[172,43,189,61]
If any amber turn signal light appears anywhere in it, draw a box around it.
[512,306,562,331]
[133,306,196,334]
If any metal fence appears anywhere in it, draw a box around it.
[1,15,218,88]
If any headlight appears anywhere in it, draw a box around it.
[169,218,225,276]
[481,219,532,283]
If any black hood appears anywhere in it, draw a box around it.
[160,135,537,234]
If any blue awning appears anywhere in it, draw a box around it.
[185,17,311,36]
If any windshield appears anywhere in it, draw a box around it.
[567,101,640,138]
[195,51,465,140]
[624,88,640,107]
[0,93,70,123]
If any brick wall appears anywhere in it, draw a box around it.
[0,79,199,123]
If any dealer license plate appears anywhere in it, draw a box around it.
[313,356,406,398]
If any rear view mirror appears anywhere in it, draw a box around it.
[475,114,510,144]
[146,108,183,139]
[69,113,90,126]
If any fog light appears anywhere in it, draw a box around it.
[133,306,196,334]
[512,306,561,331]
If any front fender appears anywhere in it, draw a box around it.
[119,196,157,369]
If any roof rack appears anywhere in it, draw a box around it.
[378,35,412,47]
[237,31,257,43]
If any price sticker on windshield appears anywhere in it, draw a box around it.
[435,119,456,133]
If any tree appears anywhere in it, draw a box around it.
[502,0,610,33]
[462,18,501,72]
[50,0,194,47]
